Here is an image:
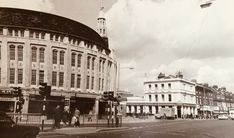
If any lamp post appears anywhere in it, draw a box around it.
[117,63,134,91]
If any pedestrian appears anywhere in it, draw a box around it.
[53,105,62,129]
[73,108,80,127]
[62,107,69,126]
[88,110,92,122]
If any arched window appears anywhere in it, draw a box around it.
[77,54,82,68]
[52,49,58,64]
[10,45,15,60]
[87,56,91,69]
[18,45,23,61]
[71,52,76,66]
[60,51,65,65]
[31,47,37,62]
[39,47,45,63]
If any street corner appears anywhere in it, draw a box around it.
[97,127,129,133]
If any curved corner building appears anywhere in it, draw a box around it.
[0,7,117,115]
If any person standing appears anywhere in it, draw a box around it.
[53,105,62,129]
[73,108,80,127]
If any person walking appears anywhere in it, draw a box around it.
[88,110,92,122]
[73,108,80,127]
[53,105,62,129]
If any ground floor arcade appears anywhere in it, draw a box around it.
[125,103,197,118]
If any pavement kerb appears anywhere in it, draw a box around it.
[96,127,129,132]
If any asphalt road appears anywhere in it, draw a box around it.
[40,119,234,138]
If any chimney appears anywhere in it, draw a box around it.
[158,72,165,79]
[176,71,183,78]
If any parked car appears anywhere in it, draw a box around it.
[0,112,40,138]
[217,114,229,120]
[229,110,234,120]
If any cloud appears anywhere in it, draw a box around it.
[106,0,234,95]
[0,0,54,12]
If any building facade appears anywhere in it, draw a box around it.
[0,7,117,116]
[126,72,197,118]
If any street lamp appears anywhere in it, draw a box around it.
[117,63,134,91]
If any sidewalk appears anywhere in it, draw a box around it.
[39,126,129,136]
[39,117,158,136]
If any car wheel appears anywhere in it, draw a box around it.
[23,134,36,138]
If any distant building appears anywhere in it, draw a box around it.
[195,83,214,118]
[126,72,197,118]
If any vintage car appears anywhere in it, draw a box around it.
[217,114,229,120]
[0,112,40,138]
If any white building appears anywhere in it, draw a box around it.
[126,72,197,118]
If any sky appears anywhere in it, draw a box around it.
[1,0,234,96]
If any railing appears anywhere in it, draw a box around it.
[6,113,123,131]
[6,113,44,126]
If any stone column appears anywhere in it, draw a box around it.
[95,98,99,115]
[22,93,29,113]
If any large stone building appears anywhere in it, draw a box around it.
[126,72,197,118]
[0,7,117,116]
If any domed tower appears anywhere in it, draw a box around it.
[97,0,108,46]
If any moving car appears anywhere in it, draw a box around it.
[0,112,40,138]
[217,114,229,120]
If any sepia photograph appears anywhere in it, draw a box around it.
[0,0,234,138]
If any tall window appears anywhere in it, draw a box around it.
[92,58,95,70]
[0,68,1,83]
[31,70,36,85]
[59,72,64,87]
[52,49,57,64]
[87,56,91,69]
[18,69,23,84]
[39,70,44,83]
[29,31,34,38]
[149,95,152,101]
[86,76,90,89]
[60,51,65,65]
[168,83,171,89]
[52,71,57,86]
[71,53,76,66]
[35,32,39,38]
[8,29,13,36]
[77,74,81,88]
[77,54,82,67]
[161,84,164,89]
[99,78,101,90]
[10,45,15,60]
[91,76,94,89]
[31,47,37,62]
[155,84,158,89]
[99,60,102,72]
[149,84,151,89]
[39,48,45,63]
[10,68,15,84]
[102,61,105,73]
[20,30,24,37]
[71,74,75,88]
[169,94,172,102]
[14,30,18,37]
[162,94,165,101]
[102,78,104,90]
[0,27,3,35]
[155,95,158,101]
[0,45,1,60]
[18,46,23,61]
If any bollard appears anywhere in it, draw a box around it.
[41,119,44,131]
[15,116,18,124]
